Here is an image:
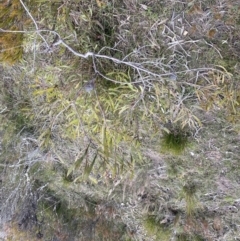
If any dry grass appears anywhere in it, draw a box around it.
[1,0,240,240]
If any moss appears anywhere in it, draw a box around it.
[0,0,25,64]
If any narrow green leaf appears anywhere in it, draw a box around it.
[67,143,90,176]
[83,152,98,179]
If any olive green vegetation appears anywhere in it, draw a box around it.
[176,233,205,241]
[181,181,199,217]
[143,216,171,241]
[0,0,26,64]
[1,0,240,240]
[161,128,189,155]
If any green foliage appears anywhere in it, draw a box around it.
[181,181,199,217]
[161,127,189,155]
[67,144,98,182]
[143,216,171,241]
